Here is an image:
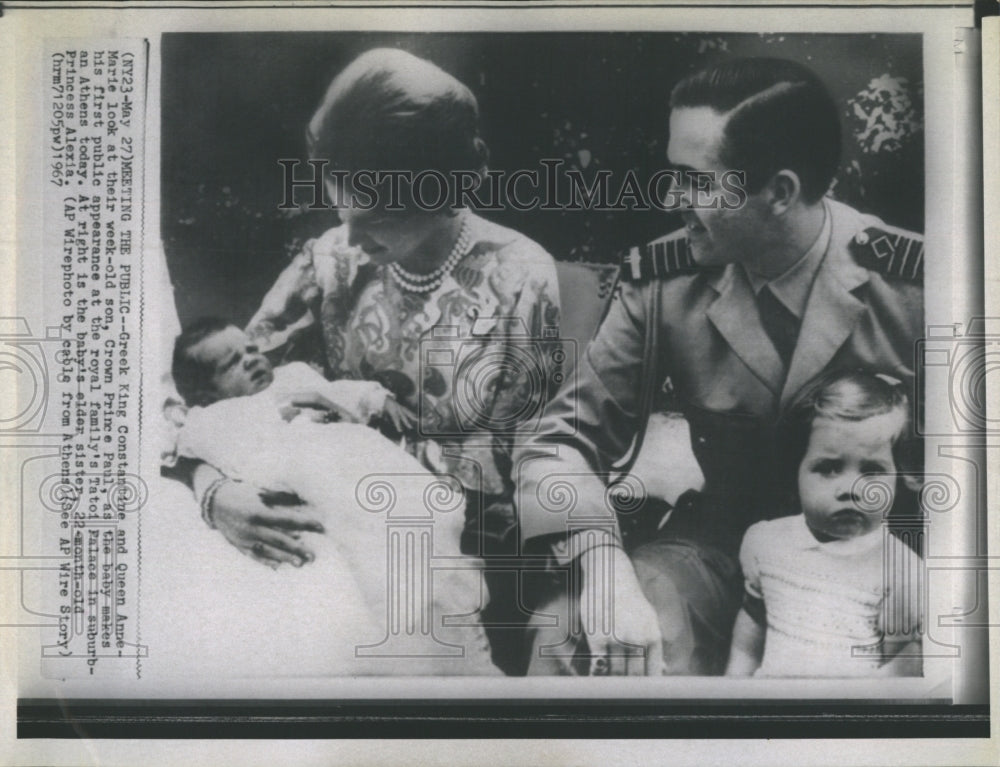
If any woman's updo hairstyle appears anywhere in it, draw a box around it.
[307,48,489,191]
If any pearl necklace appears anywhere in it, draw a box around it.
[388,217,471,294]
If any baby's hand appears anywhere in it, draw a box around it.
[277,391,353,423]
[382,397,417,433]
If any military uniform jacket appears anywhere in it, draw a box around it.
[515,198,924,547]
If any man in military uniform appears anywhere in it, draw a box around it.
[513,57,923,675]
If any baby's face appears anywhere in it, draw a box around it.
[797,414,901,542]
[189,326,274,400]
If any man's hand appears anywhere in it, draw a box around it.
[210,480,325,568]
[578,544,664,675]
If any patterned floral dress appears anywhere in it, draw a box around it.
[246,213,562,550]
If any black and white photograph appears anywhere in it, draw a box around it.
[0,2,995,764]
[152,29,931,681]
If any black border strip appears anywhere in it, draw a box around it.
[18,700,990,738]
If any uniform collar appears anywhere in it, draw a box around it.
[786,513,885,557]
[702,198,873,402]
[705,266,785,395]
[779,198,872,406]
[744,200,832,320]
[708,198,870,299]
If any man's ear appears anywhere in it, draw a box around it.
[765,169,802,216]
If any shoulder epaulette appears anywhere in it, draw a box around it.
[619,231,698,282]
[849,225,923,281]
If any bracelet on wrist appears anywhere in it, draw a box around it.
[199,476,231,529]
[557,532,624,567]
[576,541,625,562]
[568,530,623,552]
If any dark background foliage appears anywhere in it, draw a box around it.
[162,32,923,327]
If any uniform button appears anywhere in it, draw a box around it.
[698,436,707,444]
[854,231,870,245]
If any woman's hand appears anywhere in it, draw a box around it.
[579,544,665,676]
[210,479,325,568]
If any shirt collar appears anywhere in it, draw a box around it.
[787,513,885,556]
[745,199,832,319]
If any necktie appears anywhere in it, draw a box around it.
[756,286,799,368]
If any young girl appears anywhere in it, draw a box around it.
[726,370,923,678]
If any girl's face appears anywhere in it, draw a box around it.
[797,413,901,542]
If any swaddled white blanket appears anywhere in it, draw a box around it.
[169,363,498,676]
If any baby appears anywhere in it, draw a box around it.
[171,315,415,430]
[726,370,923,678]
[170,316,497,674]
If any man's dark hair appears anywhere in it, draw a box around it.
[670,57,841,203]
[171,315,232,407]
